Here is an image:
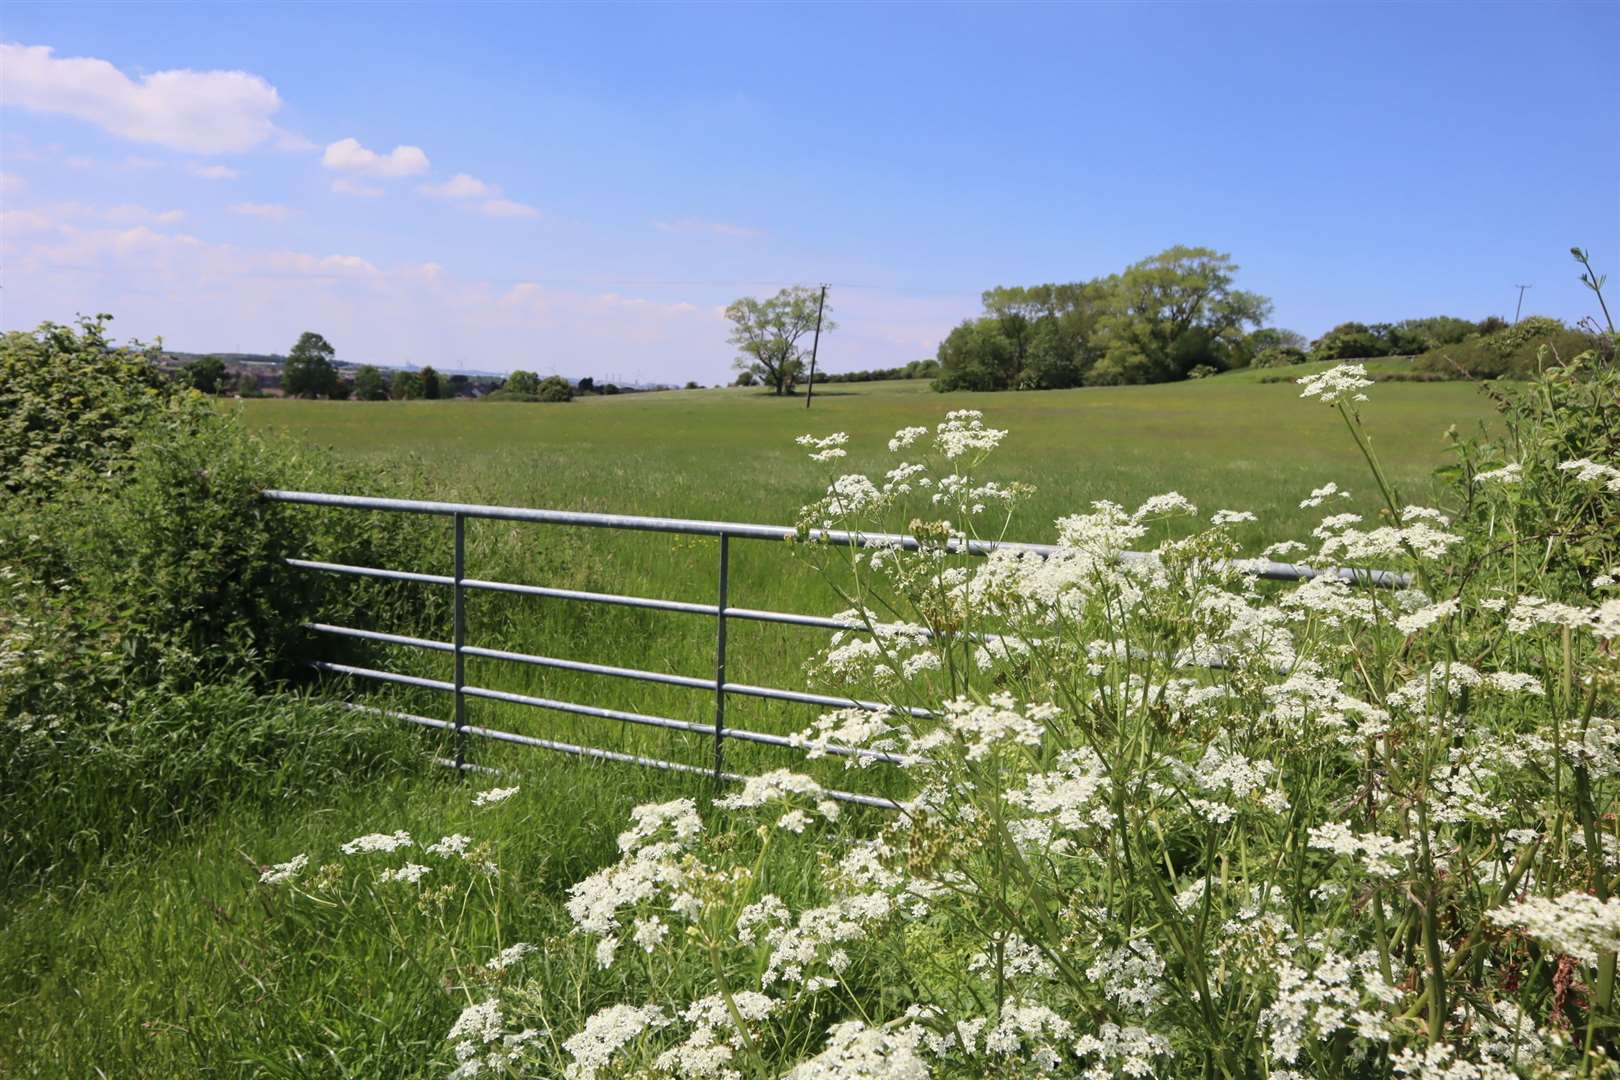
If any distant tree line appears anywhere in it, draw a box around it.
[812,359,940,383]
[928,245,1558,392]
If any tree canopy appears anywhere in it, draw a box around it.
[933,247,1273,391]
[282,332,339,398]
[725,286,834,396]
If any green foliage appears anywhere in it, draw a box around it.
[1253,344,1308,368]
[726,286,834,396]
[1309,320,1391,361]
[1414,316,1600,379]
[536,375,574,402]
[392,369,426,399]
[814,358,938,384]
[353,364,390,400]
[1,317,445,891]
[180,354,227,394]
[0,315,173,499]
[282,331,340,398]
[421,364,442,400]
[505,369,539,396]
[0,680,410,890]
[933,246,1270,391]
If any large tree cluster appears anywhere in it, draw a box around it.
[933,246,1273,391]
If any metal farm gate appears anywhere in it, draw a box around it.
[262,489,1405,807]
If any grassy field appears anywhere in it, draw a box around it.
[4,372,1500,1076]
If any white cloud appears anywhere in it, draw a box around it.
[480,198,538,219]
[0,172,23,195]
[190,163,240,181]
[420,172,492,199]
[103,203,185,226]
[1,208,53,235]
[230,202,295,222]
[322,137,429,178]
[331,177,384,198]
[654,217,765,239]
[0,42,283,154]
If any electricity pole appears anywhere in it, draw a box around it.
[804,284,828,410]
[1514,284,1532,324]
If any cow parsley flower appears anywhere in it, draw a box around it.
[427,834,473,857]
[934,410,1006,460]
[341,830,414,855]
[1395,597,1458,635]
[888,426,928,452]
[1299,481,1351,508]
[472,786,519,807]
[377,862,431,885]
[259,853,308,885]
[783,1020,930,1080]
[562,1003,670,1080]
[486,942,534,972]
[798,432,851,462]
[1488,892,1620,965]
[1297,363,1373,405]
[1212,508,1258,525]
[1474,462,1522,484]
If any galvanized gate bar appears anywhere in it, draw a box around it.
[452,512,467,772]
[303,622,921,713]
[713,533,729,785]
[340,703,897,810]
[262,489,1408,588]
[311,659,904,763]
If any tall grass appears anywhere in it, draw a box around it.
[2,372,1509,1076]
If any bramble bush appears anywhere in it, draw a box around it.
[1,317,446,890]
[257,295,1618,1077]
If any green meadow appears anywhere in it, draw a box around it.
[5,372,1497,1076]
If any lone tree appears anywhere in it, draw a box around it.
[180,354,226,394]
[352,364,389,400]
[283,332,340,398]
[725,286,834,396]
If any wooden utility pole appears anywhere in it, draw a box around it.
[804,284,828,409]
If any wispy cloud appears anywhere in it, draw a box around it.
[0,42,283,155]
[322,137,429,178]
[230,202,296,222]
[479,198,539,219]
[420,172,492,199]
[103,204,186,226]
[331,177,384,198]
[189,163,240,181]
[654,217,765,239]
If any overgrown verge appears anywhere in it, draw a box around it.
[248,268,1618,1077]
[1,317,444,892]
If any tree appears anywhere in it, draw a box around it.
[1093,247,1271,381]
[536,375,573,402]
[725,286,835,396]
[392,371,425,400]
[180,354,227,394]
[933,318,1019,391]
[282,332,340,398]
[420,365,441,400]
[577,376,595,394]
[505,370,539,396]
[353,365,389,400]
[1310,322,1389,362]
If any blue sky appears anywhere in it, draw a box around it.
[2,1,1616,383]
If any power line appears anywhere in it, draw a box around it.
[1514,284,1532,324]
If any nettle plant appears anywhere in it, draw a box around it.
[263,363,1618,1078]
